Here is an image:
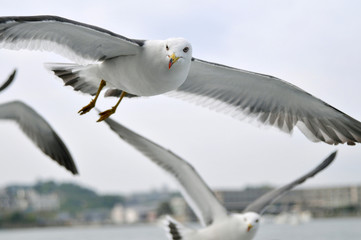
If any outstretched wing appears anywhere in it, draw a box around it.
[243,151,336,214]
[103,117,228,226]
[0,101,78,175]
[172,58,361,145]
[0,15,144,63]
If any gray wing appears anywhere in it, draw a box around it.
[0,101,78,175]
[243,151,336,215]
[0,69,16,92]
[0,15,144,63]
[172,58,361,145]
[103,117,228,226]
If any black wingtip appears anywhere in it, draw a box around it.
[329,150,337,160]
[166,217,183,240]
[303,150,337,183]
[0,69,17,92]
[67,158,79,175]
[9,69,17,80]
[322,150,337,168]
[57,154,79,175]
[243,150,338,215]
[63,163,79,175]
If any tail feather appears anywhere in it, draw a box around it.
[45,63,99,95]
[104,88,139,98]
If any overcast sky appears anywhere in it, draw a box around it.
[0,0,360,195]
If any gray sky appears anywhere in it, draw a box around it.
[0,0,360,194]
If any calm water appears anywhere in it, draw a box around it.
[0,217,360,240]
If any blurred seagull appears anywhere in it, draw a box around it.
[102,116,336,240]
[0,16,361,144]
[0,69,78,174]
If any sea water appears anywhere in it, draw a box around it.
[0,217,360,240]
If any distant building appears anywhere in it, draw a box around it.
[170,197,189,222]
[26,190,59,211]
[277,185,361,216]
[1,183,360,227]
[215,187,271,212]
[215,185,361,217]
[81,208,111,224]
[111,204,125,224]
[110,204,139,224]
[125,208,139,223]
[120,187,177,223]
[0,187,59,212]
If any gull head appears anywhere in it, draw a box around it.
[233,212,260,236]
[242,212,260,233]
[135,38,192,95]
[164,38,192,69]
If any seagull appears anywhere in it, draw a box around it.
[0,16,361,144]
[102,116,336,240]
[0,69,78,175]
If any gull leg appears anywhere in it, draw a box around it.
[97,91,127,122]
[78,80,106,115]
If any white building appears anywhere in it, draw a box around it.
[110,204,139,224]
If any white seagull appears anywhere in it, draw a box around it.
[0,69,78,174]
[0,16,361,144]
[102,116,336,240]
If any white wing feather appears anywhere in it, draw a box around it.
[173,58,361,145]
[0,101,78,174]
[103,117,228,226]
[0,15,143,64]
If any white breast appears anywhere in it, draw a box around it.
[99,40,191,96]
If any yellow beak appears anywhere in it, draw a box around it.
[168,53,180,69]
[247,224,253,232]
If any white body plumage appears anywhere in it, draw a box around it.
[184,213,260,240]
[80,38,192,96]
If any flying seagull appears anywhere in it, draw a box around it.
[0,16,361,144]
[0,70,78,174]
[102,117,336,240]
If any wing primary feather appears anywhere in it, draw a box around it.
[102,116,228,226]
[0,101,78,175]
[0,15,144,46]
[174,58,361,145]
[243,151,336,214]
[0,15,144,63]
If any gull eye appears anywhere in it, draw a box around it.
[166,45,169,51]
[255,219,259,223]
[183,47,189,53]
